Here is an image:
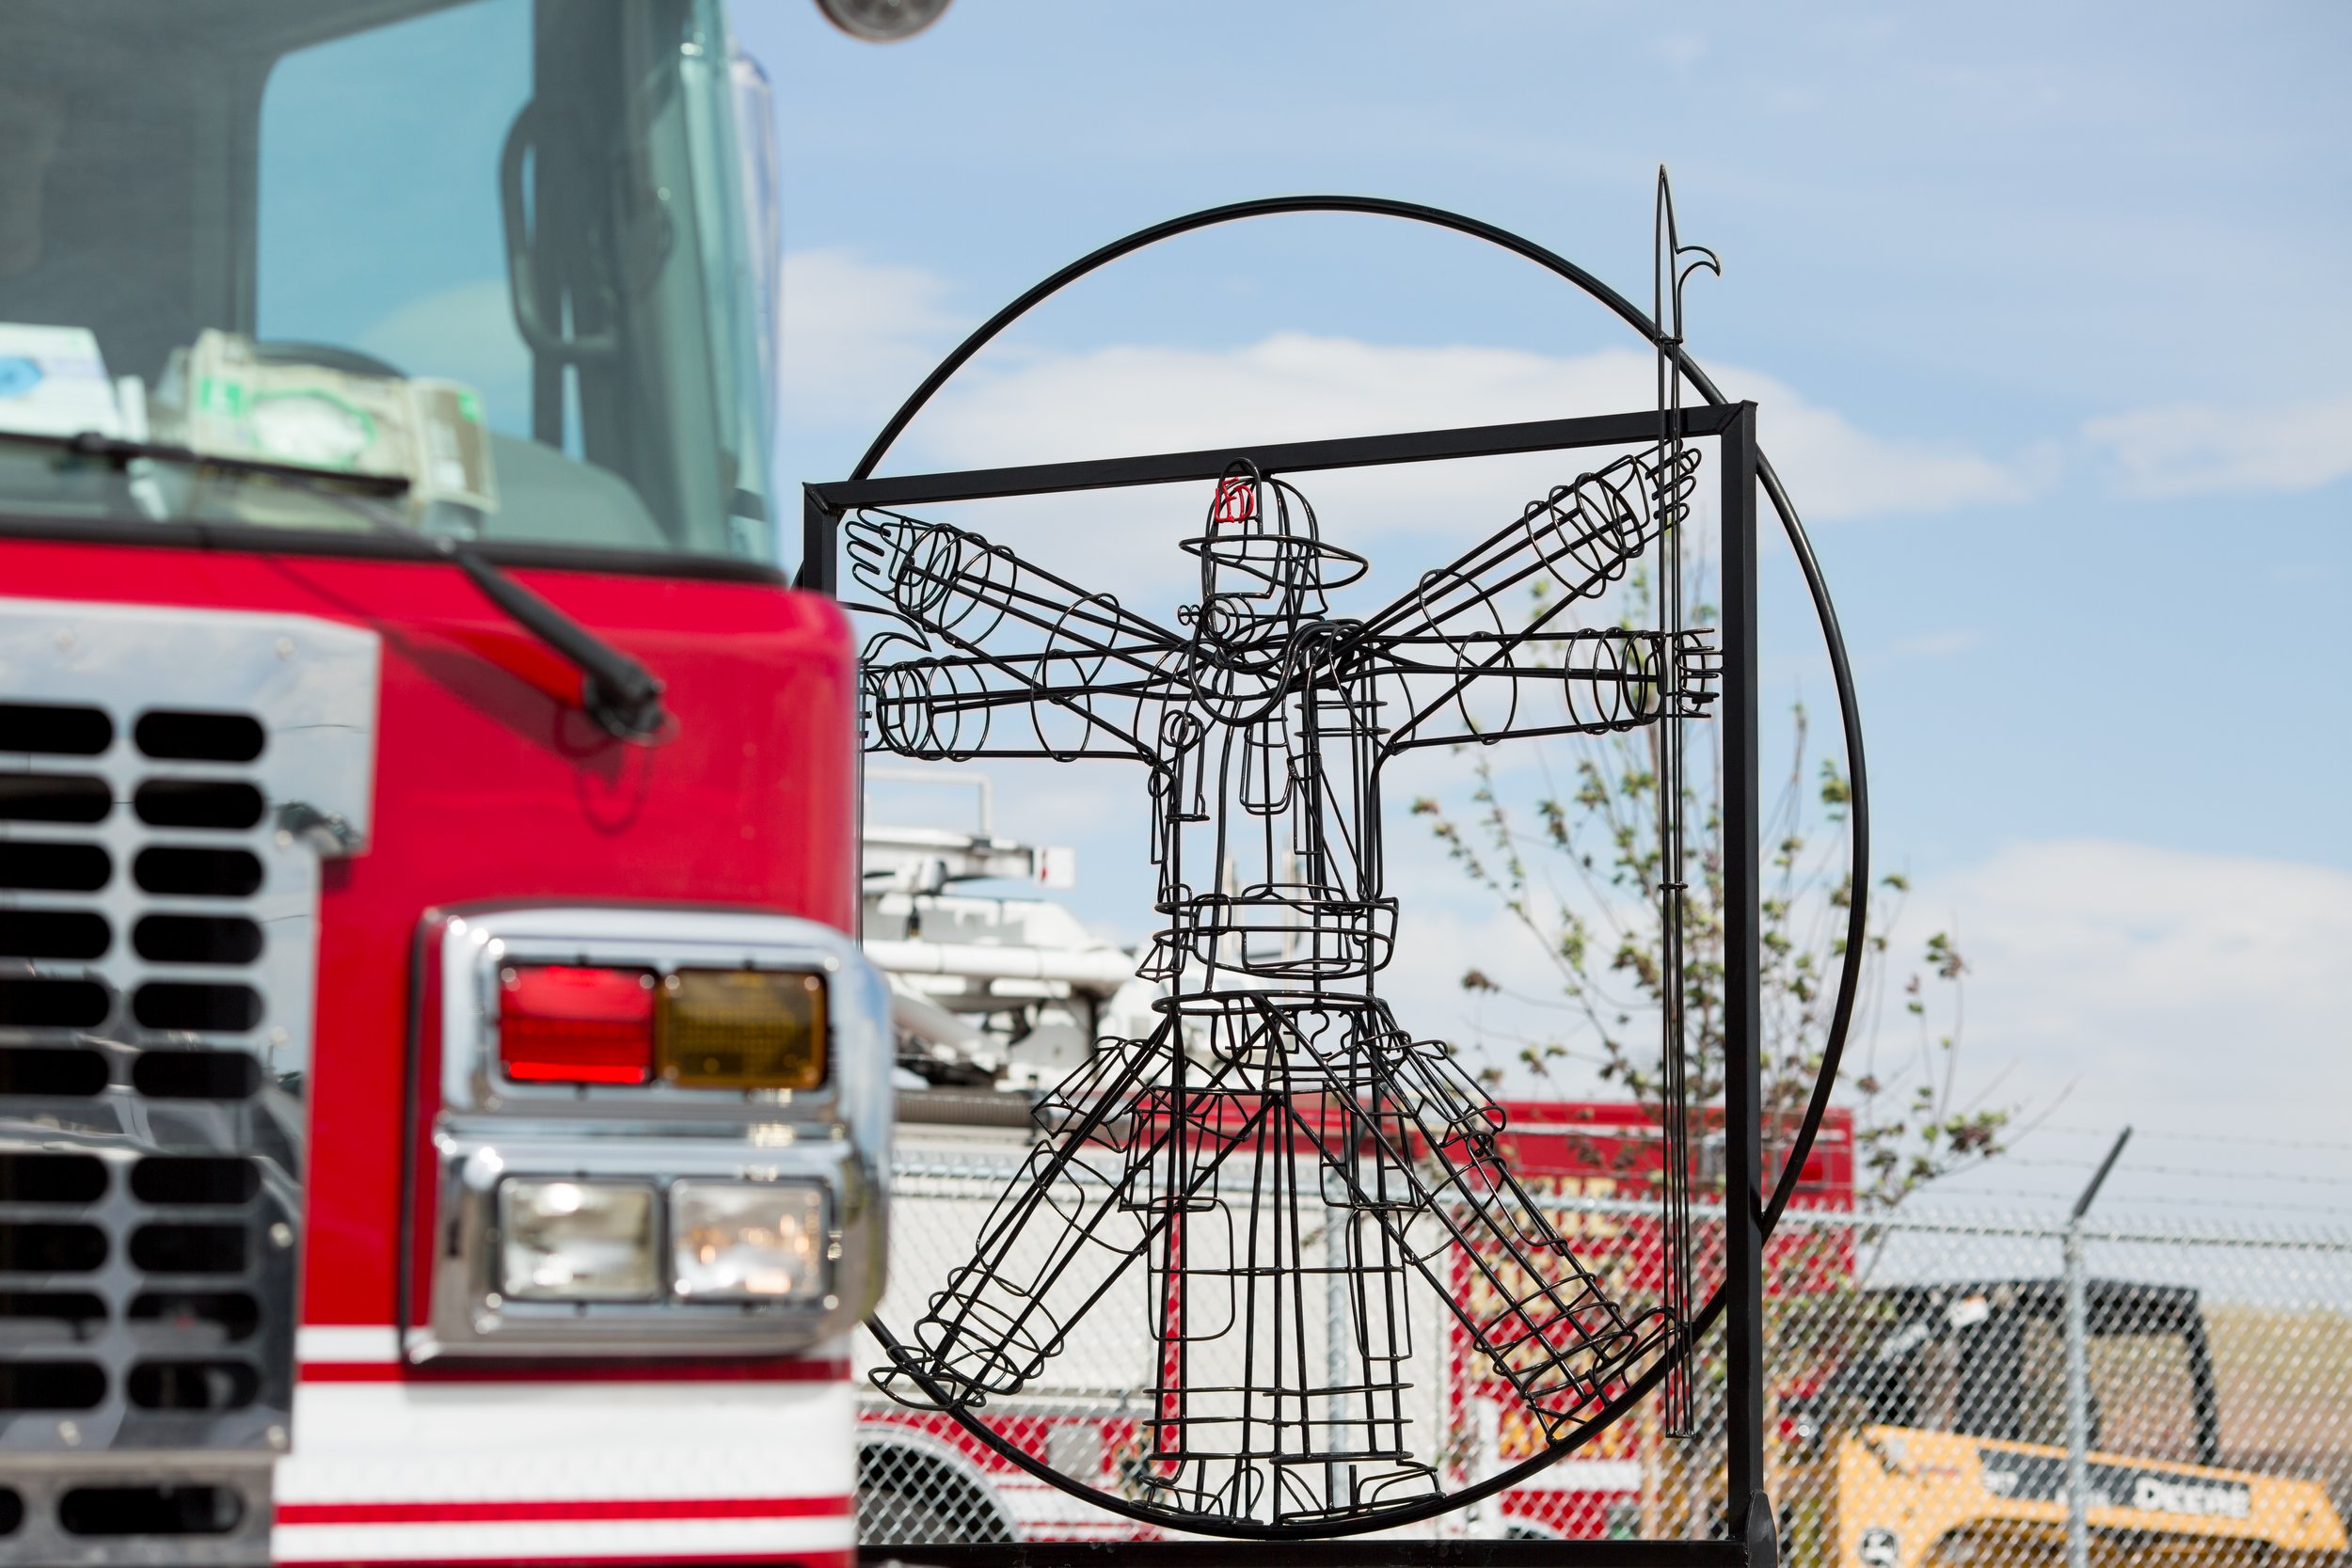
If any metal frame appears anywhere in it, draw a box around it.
[806,189,1867,1562]
[813,404,1761,1546]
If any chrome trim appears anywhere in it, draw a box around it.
[411,906,892,1361]
[0,595,378,1561]
[421,1134,861,1358]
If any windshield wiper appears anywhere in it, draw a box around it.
[4,427,672,741]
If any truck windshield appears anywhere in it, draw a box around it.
[0,0,777,565]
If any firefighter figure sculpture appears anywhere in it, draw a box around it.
[853,434,1719,1528]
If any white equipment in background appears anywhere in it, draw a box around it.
[862,770,1153,1094]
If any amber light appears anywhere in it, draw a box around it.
[498,965,658,1085]
[655,969,826,1091]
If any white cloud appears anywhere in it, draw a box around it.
[1754,372,2037,519]
[777,247,2032,529]
[852,331,2033,625]
[779,248,963,428]
[1893,840,2352,1157]
[914,334,2033,526]
[2082,395,2352,497]
[1376,826,2352,1199]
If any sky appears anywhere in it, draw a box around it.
[736,1,2352,1227]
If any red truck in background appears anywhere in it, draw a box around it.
[860,1068,1854,1544]
[1452,1101,1855,1543]
[0,1,935,1561]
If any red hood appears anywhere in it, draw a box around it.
[0,534,858,1326]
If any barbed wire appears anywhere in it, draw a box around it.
[1915,1184,2352,1218]
[1992,1155,2352,1188]
[2037,1123,2352,1154]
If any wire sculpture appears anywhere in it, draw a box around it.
[856,424,1718,1519]
[822,173,1867,1556]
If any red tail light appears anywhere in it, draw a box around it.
[497,965,657,1084]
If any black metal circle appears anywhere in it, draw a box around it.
[855,194,1868,1538]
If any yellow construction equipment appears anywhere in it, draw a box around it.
[1781,1280,2344,1568]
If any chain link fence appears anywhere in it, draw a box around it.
[857,1148,2351,1566]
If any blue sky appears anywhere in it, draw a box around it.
[739,2,2351,1221]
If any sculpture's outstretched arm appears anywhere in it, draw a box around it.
[1374,627,1719,754]
[849,510,1177,671]
[864,628,1190,762]
[850,510,1184,762]
[1358,445,1698,645]
[1351,445,1708,753]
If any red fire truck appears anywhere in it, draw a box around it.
[0,0,936,1560]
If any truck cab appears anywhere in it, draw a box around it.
[0,4,897,1561]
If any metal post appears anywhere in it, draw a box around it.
[2065,1127,2132,1568]
[1327,1194,1351,1515]
[799,485,839,594]
[1717,404,1770,1561]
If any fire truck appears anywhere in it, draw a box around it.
[0,0,944,1560]
[851,808,1859,1546]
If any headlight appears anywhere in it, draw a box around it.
[670,1180,827,1301]
[499,1179,659,1301]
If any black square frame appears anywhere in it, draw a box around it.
[806,401,1773,1568]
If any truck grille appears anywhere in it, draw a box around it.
[0,599,378,1563]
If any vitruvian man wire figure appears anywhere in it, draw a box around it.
[858,439,1716,1528]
